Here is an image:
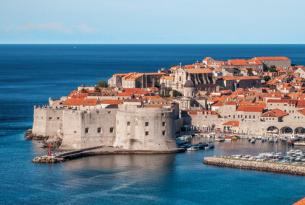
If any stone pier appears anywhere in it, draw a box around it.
[203,156,305,176]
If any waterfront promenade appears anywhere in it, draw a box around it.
[203,156,305,176]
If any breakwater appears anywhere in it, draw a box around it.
[203,156,305,176]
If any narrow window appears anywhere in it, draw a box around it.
[145,122,149,126]
[145,131,149,136]
[85,128,89,133]
[162,131,165,135]
[162,122,166,126]
[49,117,52,120]
[127,121,130,126]
[97,127,101,133]
[57,117,60,120]
[110,127,114,133]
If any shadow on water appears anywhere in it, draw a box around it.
[63,154,176,173]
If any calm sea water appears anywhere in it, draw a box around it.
[1,44,305,205]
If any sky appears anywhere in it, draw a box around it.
[0,0,305,44]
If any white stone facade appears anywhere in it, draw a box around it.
[32,102,178,151]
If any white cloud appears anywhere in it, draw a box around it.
[2,22,96,34]
[74,23,96,34]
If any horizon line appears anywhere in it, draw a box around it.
[0,43,305,45]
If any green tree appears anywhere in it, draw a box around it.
[97,80,108,88]
[172,90,182,97]
[268,66,277,72]
[263,76,271,82]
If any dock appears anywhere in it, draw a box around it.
[32,146,185,163]
[203,156,305,176]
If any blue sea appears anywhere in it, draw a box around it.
[1,44,305,205]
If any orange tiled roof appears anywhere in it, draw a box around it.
[113,73,127,77]
[237,105,264,113]
[212,102,224,107]
[298,109,305,116]
[123,73,143,81]
[161,76,174,81]
[117,88,149,97]
[63,98,98,106]
[99,99,123,105]
[297,100,305,108]
[223,120,240,127]
[221,76,261,81]
[185,68,213,74]
[261,109,288,118]
[294,197,305,205]
[253,56,290,61]
[227,59,248,66]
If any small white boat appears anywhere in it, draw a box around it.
[187,146,199,151]
[294,142,305,146]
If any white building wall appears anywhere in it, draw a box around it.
[114,104,177,151]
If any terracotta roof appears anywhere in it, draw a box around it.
[298,109,305,116]
[294,198,305,205]
[237,105,264,113]
[225,101,237,105]
[123,73,143,81]
[185,68,213,74]
[221,76,261,81]
[253,56,290,61]
[261,109,288,118]
[297,100,305,108]
[227,59,248,66]
[99,99,123,105]
[113,73,127,77]
[63,98,99,106]
[223,120,240,127]
[161,76,174,81]
[117,88,149,97]
[212,102,224,107]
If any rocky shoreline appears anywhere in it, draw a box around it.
[203,156,305,176]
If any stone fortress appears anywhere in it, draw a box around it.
[31,55,305,151]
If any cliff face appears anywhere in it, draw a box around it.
[31,105,177,151]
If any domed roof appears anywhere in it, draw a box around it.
[184,79,194,88]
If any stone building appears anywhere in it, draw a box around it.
[252,56,291,69]
[32,100,179,151]
[216,76,261,91]
[114,101,177,151]
[172,66,214,92]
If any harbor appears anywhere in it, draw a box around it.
[203,149,305,176]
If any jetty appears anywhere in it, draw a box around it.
[32,146,185,164]
[203,156,305,176]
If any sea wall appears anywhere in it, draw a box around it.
[32,106,62,138]
[60,108,117,150]
[203,157,305,176]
